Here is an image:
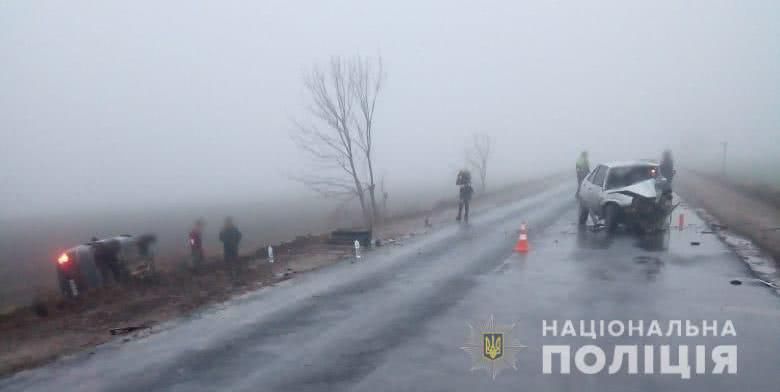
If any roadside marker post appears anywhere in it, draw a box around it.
[268,246,274,263]
[354,240,362,259]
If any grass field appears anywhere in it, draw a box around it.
[691,156,780,190]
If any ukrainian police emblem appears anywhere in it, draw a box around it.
[461,315,526,379]
[483,333,503,360]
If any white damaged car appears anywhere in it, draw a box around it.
[578,160,675,233]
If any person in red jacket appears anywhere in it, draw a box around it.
[189,219,205,270]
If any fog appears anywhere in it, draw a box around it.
[1,0,778,218]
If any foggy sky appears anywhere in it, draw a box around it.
[1,0,778,217]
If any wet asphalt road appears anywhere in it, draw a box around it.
[2,183,779,392]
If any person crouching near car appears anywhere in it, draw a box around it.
[219,217,242,282]
[189,219,205,272]
[660,149,675,184]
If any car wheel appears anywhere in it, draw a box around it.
[58,270,80,299]
[58,273,71,298]
[578,203,589,225]
[604,204,619,233]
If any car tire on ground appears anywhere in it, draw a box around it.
[57,270,80,299]
[578,203,589,225]
[604,203,619,233]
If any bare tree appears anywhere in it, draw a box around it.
[466,133,492,192]
[352,56,385,224]
[291,56,385,228]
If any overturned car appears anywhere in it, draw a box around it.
[56,234,157,298]
[578,161,676,233]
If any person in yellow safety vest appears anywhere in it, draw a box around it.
[575,151,590,197]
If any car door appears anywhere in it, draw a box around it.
[586,165,608,213]
[579,166,599,208]
[579,167,599,204]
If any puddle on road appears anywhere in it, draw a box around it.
[634,233,670,251]
[567,221,672,252]
[574,227,613,250]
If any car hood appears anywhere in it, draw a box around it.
[608,179,658,199]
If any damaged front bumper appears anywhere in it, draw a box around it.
[621,195,676,232]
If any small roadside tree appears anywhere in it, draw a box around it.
[291,55,385,228]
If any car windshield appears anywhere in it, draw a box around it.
[606,165,657,189]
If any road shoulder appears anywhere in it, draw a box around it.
[676,171,780,292]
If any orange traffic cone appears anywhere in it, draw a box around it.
[514,223,530,253]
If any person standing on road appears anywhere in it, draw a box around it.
[189,219,205,271]
[575,151,590,197]
[219,217,242,281]
[660,149,675,184]
[456,182,474,223]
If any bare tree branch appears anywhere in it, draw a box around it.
[466,133,491,192]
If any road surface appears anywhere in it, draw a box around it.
[2,182,779,391]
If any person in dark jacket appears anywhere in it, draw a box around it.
[219,217,242,281]
[93,238,122,285]
[660,149,675,184]
[456,183,474,223]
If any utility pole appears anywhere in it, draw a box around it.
[720,141,728,177]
